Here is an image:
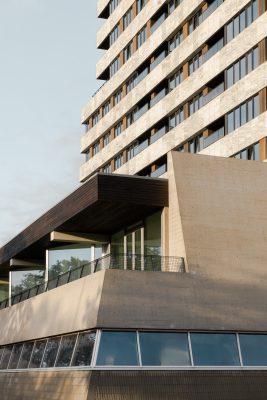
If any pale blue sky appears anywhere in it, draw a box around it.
[0,0,103,245]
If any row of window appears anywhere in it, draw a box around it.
[233,141,260,160]
[2,330,267,370]
[88,0,227,131]
[87,0,255,141]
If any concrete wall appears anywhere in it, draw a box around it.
[168,151,267,281]
[0,271,105,346]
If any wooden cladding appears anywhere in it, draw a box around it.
[259,38,267,64]
[259,88,267,114]
[259,0,267,14]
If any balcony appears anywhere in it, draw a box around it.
[0,254,185,310]
[203,82,225,106]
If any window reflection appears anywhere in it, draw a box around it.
[41,337,61,368]
[97,331,139,366]
[55,335,77,367]
[29,340,47,368]
[239,334,267,366]
[191,333,240,366]
[140,332,190,366]
[0,346,13,369]
[72,332,96,366]
[9,343,23,369]
[18,342,34,369]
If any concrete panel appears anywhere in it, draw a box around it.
[169,151,267,285]
[0,271,105,346]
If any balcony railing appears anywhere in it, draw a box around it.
[0,254,185,310]
[203,82,225,106]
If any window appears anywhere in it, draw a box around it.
[102,101,110,117]
[239,334,267,366]
[169,29,183,52]
[226,0,258,43]
[123,7,133,30]
[139,332,190,366]
[92,111,100,127]
[55,334,77,367]
[189,134,204,153]
[0,346,13,369]
[103,132,111,147]
[110,56,120,77]
[103,163,112,174]
[72,332,96,367]
[123,41,133,63]
[109,0,120,15]
[29,340,47,368]
[226,47,258,88]
[114,154,123,170]
[136,0,146,14]
[97,331,139,366]
[115,121,123,137]
[114,88,122,105]
[137,26,147,49]
[41,337,61,368]
[168,67,184,91]
[190,333,240,366]
[9,344,23,369]
[93,142,100,156]
[189,52,202,75]
[109,24,120,46]
[233,142,260,160]
[189,93,203,116]
[226,94,259,133]
[127,108,138,127]
[126,73,138,94]
[18,342,34,369]
[169,107,184,129]
[168,0,182,15]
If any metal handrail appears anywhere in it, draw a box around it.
[0,254,185,310]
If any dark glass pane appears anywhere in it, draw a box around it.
[8,343,23,369]
[140,332,191,366]
[252,0,258,20]
[246,4,252,25]
[41,337,61,368]
[18,342,34,369]
[253,95,259,117]
[253,142,260,160]
[253,47,259,68]
[233,16,240,37]
[240,149,248,160]
[72,332,96,366]
[247,52,253,72]
[97,331,138,366]
[234,61,240,83]
[0,348,4,364]
[234,107,241,129]
[240,57,246,78]
[227,111,234,133]
[0,346,13,369]
[240,334,267,365]
[55,335,77,367]
[227,66,234,88]
[240,10,246,31]
[247,99,253,121]
[29,340,47,368]
[226,21,233,43]
[241,103,247,126]
[191,333,240,366]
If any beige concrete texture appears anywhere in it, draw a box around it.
[97,0,165,73]
[97,0,136,48]
[0,271,105,346]
[0,370,91,400]
[82,0,204,122]
[168,151,267,283]
[80,61,267,181]
[97,0,111,18]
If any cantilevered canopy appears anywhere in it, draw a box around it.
[0,174,168,274]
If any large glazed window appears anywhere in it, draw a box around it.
[190,333,240,366]
[18,342,34,369]
[9,344,23,369]
[72,332,96,367]
[239,334,267,366]
[48,245,92,280]
[11,269,45,297]
[139,332,190,366]
[55,334,77,367]
[29,340,47,369]
[41,337,61,368]
[144,212,161,255]
[96,331,139,366]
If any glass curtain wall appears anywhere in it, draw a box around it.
[47,244,103,280]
